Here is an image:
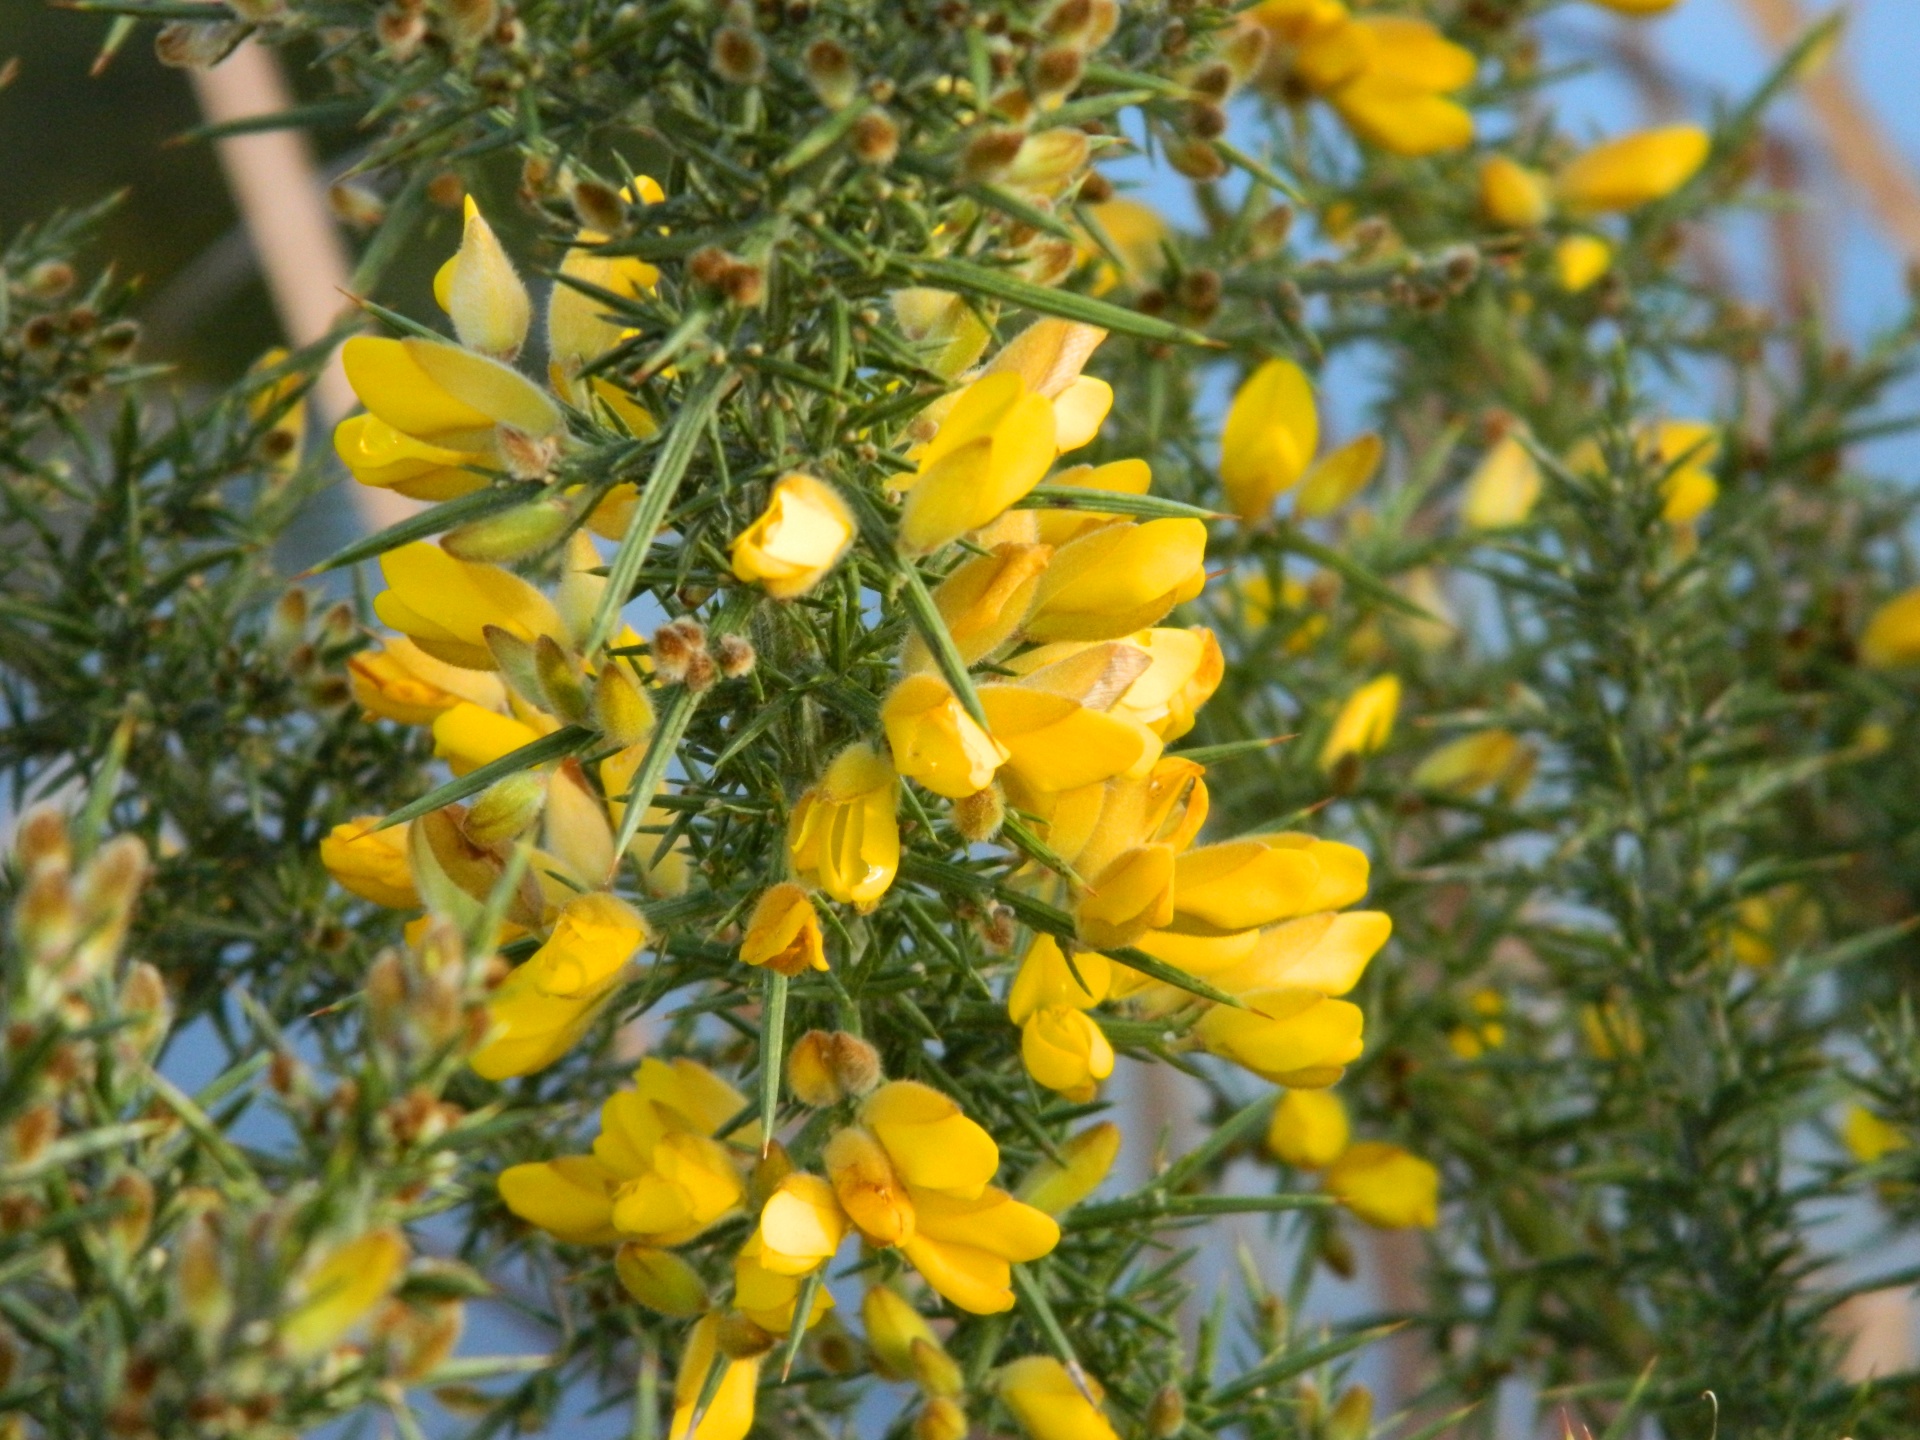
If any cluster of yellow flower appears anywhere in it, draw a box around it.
[316,178,1417,1439]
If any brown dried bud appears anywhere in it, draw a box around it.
[804,37,859,110]
[1165,135,1226,181]
[788,1029,883,1105]
[444,0,499,46]
[326,182,387,233]
[9,1105,56,1166]
[1045,0,1094,40]
[1147,1385,1186,1437]
[1188,61,1234,101]
[572,180,627,235]
[683,646,718,695]
[712,25,768,85]
[15,805,70,874]
[22,315,59,352]
[688,246,733,289]
[979,902,1017,953]
[427,172,467,209]
[375,5,428,59]
[105,1170,155,1256]
[1032,46,1084,104]
[649,619,708,685]
[961,127,1027,184]
[154,20,247,69]
[494,426,560,480]
[1077,169,1114,204]
[851,109,900,166]
[26,261,75,299]
[716,633,756,678]
[1177,267,1222,318]
[1183,99,1228,140]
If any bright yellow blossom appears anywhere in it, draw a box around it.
[1221,358,1317,519]
[740,883,829,976]
[1479,156,1553,228]
[470,891,648,1079]
[977,318,1113,452]
[903,542,1053,669]
[1267,1088,1350,1169]
[333,415,491,501]
[614,1244,710,1316]
[1254,5,1476,157]
[373,541,568,671]
[882,674,1010,799]
[1411,728,1535,798]
[1294,434,1385,520]
[1861,586,1920,669]
[1321,674,1401,769]
[348,636,509,724]
[730,472,856,600]
[1844,1105,1909,1166]
[282,1228,409,1358]
[1193,987,1365,1086]
[899,372,1058,553]
[788,742,902,909]
[997,1355,1121,1440]
[1555,235,1614,293]
[340,334,561,453]
[1555,125,1710,215]
[1024,519,1209,642]
[1462,435,1542,530]
[1324,1141,1439,1228]
[670,1312,759,1440]
[1017,1122,1122,1215]
[548,176,665,390]
[320,817,418,910]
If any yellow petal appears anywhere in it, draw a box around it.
[1324,1142,1439,1228]
[1267,1088,1350,1169]
[1293,433,1383,519]
[860,1080,1000,1197]
[1556,126,1711,215]
[1221,358,1317,519]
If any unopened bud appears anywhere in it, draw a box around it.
[649,619,707,685]
[1327,1384,1374,1440]
[532,636,590,723]
[915,1397,968,1440]
[14,866,78,960]
[1045,0,1094,40]
[154,20,246,69]
[267,587,310,657]
[715,634,756,679]
[952,786,1004,844]
[116,963,172,1063]
[79,835,148,934]
[814,1320,861,1374]
[787,1029,882,1105]
[377,1297,466,1383]
[910,1337,964,1398]
[26,261,75,299]
[804,37,858,109]
[15,805,70,874]
[443,0,498,46]
[980,902,1017,953]
[376,5,428,59]
[483,625,548,711]
[1166,135,1226,181]
[593,663,656,747]
[1033,46,1084,105]
[9,1105,56,1166]
[442,497,574,563]
[748,1142,796,1210]
[464,771,549,846]
[1147,1383,1186,1437]
[852,109,900,166]
[711,26,767,86]
[716,1311,776,1359]
[571,179,628,235]
[1221,23,1269,85]
[177,1211,232,1344]
[962,127,1028,185]
[1078,169,1113,204]
[615,1244,710,1316]
[495,425,560,479]
[329,181,387,230]
[105,1171,155,1258]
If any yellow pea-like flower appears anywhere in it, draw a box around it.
[340,334,562,453]
[433,197,532,359]
[281,1228,409,1358]
[1168,834,1370,935]
[978,679,1161,798]
[614,1243,710,1316]
[348,635,510,726]
[918,1398,969,1440]
[498,1153,625,1244]
[1478,155,1553,229]
[902,542,1054,670]
[1461,435,1543,530]
[788,741,901,910]
[1077,198,1168,295]
[1844,1105,1909,1165]
[1031,459,1153,546]
[997,1355,1121,1440]
[975,318,1113,452]
[739,882,830,976]
[881,673,1011,799]
[1328,71,1474,157]
[1162,911,1391,1002]
[471,891,649,1080]
[1075,843,1177,950]
[1555,235,1614,294]
[754,1172,849,1275]
[860,1080,1001,1197]
[729,472,857,600]
[1221,358,1318,519]
[1860,586,1920,669]
[824,1125,917,1245]
[1324,1141,1440,1228]
[1267,1088,1351,1170]
[1024,519,1209,643]
[429,701,547,776]
[1020,1006,1114,1100]
[1555,125,1710,215]
[333,413,491,501]
[898,1185,1059,1314]
[891,287,995,379]
[1320,674,1401,769]
[899,371,1058,553]
[1654,420,1720,525]
[1017,1121,1122,1215]
[733,1235,838,1333]
[1411,728,1534,798]
[1294,434,1385,520]
[1193,986,1366,1086]
[1008,934,1111,1021]
[670,1312,760,1440]
[320,817,418,910]
[373,541,569,671]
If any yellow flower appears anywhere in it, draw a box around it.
[1321,674,1401,769]
[899,372,1058,553]
[734,1236,838,1333]
[1268,1088,1350,1170]
[348,636,510,726]
[670,1312,760,1440]
[1009,935,1111,1020]
[1449,988,1507,1058]
[918,1398,969,1440]
[1183,910,1392,1000]
[862,1284,943,1381]
[1324,1141,1439,1228]
[1652,420,1720,525]
[548,176,665,385]
[333,414,492,500]
[1411,729,1535,798]
[1031,458,1153,546]
[340,334,561,453]
[320,817,418,910]
[1168,833,1369,935]
[501,1059,749,1248]
[902,542,1054,670]
[898,1185,1061,1315]
[1555,125,1710,215]
[471,891,649,1080]
[1461,435,1542,530]
[430,701,548,776]
[1478,156,1553,229]
[373,541,568,671]
[1020,1007,1114,1101]
[1294,434,1384,520]
[432,197,532,359]
[861,1080,1001,1194]
[247,347,307,475]
[614,1244,710,1316]
[997,1356,1121,1440]
[1844,1105,1909,1166]
[1261,9,1476,157]
[1861,587,1920,669]
[1555,235,1614,294]
[1075,843,1177,950]
[755,1172,849,1276]
[882,674,1011,799]
[976,318,1113,453]
[739,883,830,976]
[788,741,902,910]
[1078,198,1168,294]
[1017,1121,1122,1215]
[978,670,1162,799]
[1193,987,1365,1086]
[1024,519,1209,643]
[729,472,857,599]
[1221,358,1317,519]
[282,1228,408,1358]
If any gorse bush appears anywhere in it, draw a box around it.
[6,0,1920,1437]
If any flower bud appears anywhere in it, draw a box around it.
[1267,1089,1350,1171]
[730,473,857,600]
[910,1336,964,1397]
[1461,434,1542,530]
[716,1311,777,1359]
[1323,1143,1440,1229]
[154,20,246,69]
[1017,1121,1121,1215]
[438,199,531,359]
[533,635,590,724]
[14,805,70,874]
[712,26,768,85]
[615,1244,710,1316]
[1147,1384,1186,1438]
[116,962,172,1063]
[329,181,387,230]
[952,785,1005,844]
[862,1285,940,1380]
[804,37,859,109]
[594,662,656,747]
[464,771,549,846]
[997,1356,1119,1440]
[1478,156,1553,229]
[650,619,708,686]
[176,1211,232,1346]
[716,634,756,678]
[1327,1385,1374,1440]
[1555,126,1710,216]
[915,1398,969,1440]
[103,1170,154,1259]
[1554,235,1614,295]
[851,109,901,166]
[377,1297,466,1383]
[443,0,498,47]
[442,499,576,564]
[571,180,628,235]
[741,883,829,976]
